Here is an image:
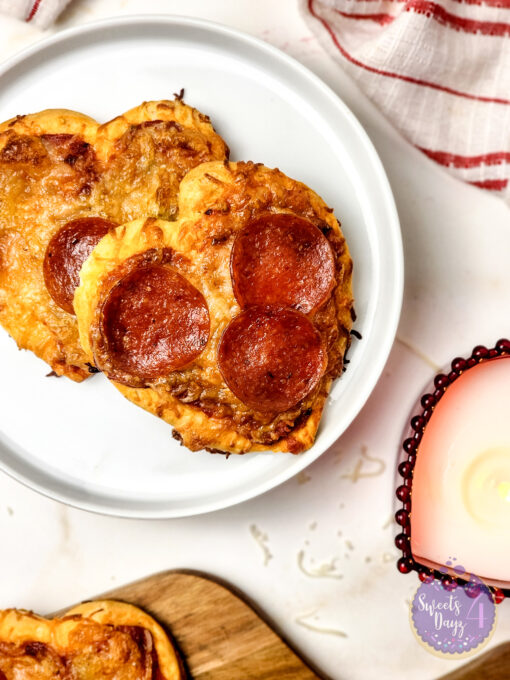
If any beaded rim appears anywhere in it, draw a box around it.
[395,339,510,604]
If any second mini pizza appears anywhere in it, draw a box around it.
[75,161,354,454]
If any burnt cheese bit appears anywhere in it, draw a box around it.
[0,625,158,680]
[230,213,336,315]
[43,217,117,314]
[0,640,67,678]
[217,305,327,414]
[66,623,155,679]
[0,135,46,165]
[99,264,210,385]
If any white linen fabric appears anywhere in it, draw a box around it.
[302,0,510,202]
[0,0,72,28]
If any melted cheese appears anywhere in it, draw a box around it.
[0,601,182,680]
[75,161,354,453]
[0,101,228,381]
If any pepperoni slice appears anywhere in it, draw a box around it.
[230,213,336,314]
[44,217,117,314]
[100,265,210,382]
[217,306,327,413]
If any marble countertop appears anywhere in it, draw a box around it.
[0,2,509,679]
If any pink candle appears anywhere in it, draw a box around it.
[412,356,510,588]
[396,341,510,598]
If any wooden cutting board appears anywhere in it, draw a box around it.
[91,570,325,680]
[71,570,506,680]
[438,642,510,680]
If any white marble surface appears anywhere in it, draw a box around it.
[0,2,509,679]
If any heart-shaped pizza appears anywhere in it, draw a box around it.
[0,600,182,679]
[0,99,228,381]
[0,100,353,455]
[74,161,353,454]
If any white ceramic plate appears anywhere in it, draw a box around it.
[0,15,402,518]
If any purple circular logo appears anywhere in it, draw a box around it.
[410,569,496,657]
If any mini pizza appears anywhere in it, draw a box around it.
[75,161,354,454]
[0,600,182,679]
[0,99,228,381]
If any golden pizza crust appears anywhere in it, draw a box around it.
[0,600,182,679]
[0,100,228,381]
[115,378,329,454]
[75,161,353,454]
[0,109,100,382]
[95,100,230,224]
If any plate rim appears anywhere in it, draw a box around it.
[0,13,403,518]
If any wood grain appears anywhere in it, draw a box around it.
[67,569,506,680]
[87,570,324,680]
[438,642,510,680]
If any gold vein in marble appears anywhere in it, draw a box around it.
[396,335,440,371]
[297,471,311,485]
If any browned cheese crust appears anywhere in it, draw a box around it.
[0,600,182,680]
[0,101,228,381]
[75,161,353,454]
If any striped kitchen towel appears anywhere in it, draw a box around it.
[302,0,510,201]
[0,0,72,28]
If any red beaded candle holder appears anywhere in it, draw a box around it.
[395,339,510,604]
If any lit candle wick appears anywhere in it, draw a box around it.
[497,481,510,503]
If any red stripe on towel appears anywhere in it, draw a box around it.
[26,0,43,22]
[336,1,510,35]
[309,0,510,105]
[469,178,508,190]
[420,148,510,168]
